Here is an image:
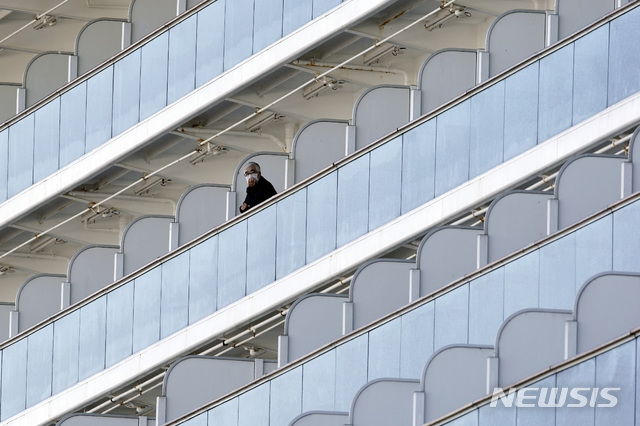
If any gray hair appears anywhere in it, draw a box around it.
[244,161,261,172]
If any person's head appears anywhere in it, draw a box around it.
[244,162,261,187]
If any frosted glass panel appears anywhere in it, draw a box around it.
[556,358,595,425]
[78,297,107,380]
[401,120,436,214]
[515,376,556,425]
[8,113,34,197]
[112,49,141,135]
[161,252,190,338]
[59,82,87,167]
[26,325,53,406]
[400,302,434,379]
[246,206,277,293]
[140,32,168,121]
[238,383,270,426]
[283,0,312,35]
[168,16,197,104]
[504,63,538,160]
[435,101,470,196]
[369,137,402,230]
[195,0,225,87]
[367,319,401,380]
[434,284,469,348]
[224,0,254,70]
[313,0,342,18]
[106,283,134,367]
[189,235,218,324]
[608,7,640,105]
[209,398,239,425]
[0,130,7,201]
[85,66,113,151]
[573,25,609,124]
[270,367,303,425]
[337,155,370,247]
[306,172,337,262]
[538,44,574,142]
[1,338,27,420]
[33,98,60,183]
[302,351,336,411]
[335,334,368,411]
[133,267,161,353]
[276,190,307,279]
[254,0,283,52]
[503,252,540,317]
[52,310,80,394]
[539,234,576,309]
[594,341,635,425]
[613,200,640,272]
[218,222,247,308]
[468,270,504,345]
[575,216,612,290]
[469,81,504,178]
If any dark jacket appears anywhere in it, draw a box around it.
[240,176,277,212]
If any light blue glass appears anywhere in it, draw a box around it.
[254,0,283,52]
[401,119,436,214]
[575,216,612,291]
[539,233,576,310]
[336,155,370,247]
[302,350,336,411]
[0,129,8,201]
[33,98,60,183]
[161,252,190,338]
[238,383,270,426]
[608,7,640,105]
[504,63,538,160]
[595,341,635,425]
[468,270,504,345]
[283,0,312,36]
[538,44,574,143]
[367,318,401,381]
[515,376,556,425]
[168,16,197,104]
[59,82,87,167]
[182,412,208,426]
[209,397,239,425]
[447,411,478,426]
[369,137,402,231]
[133,267,161,353]
[335,334,368,412]
[469,81,504,178]
[224,0,254,71]
[112,49,141,135]
[195,0,225,87]
[503,252,540,318]
[217,222,247,308]
[106,282,134,367]
[276,190,306,279]
[1,338,27,420]
[52,310,80,394]
[7,112,34,198]
[140,32,168,121]
[189,235,218,324]
[612,200,640,272]
[85,66,113,151]
[313,0,342,18]
[434,284,469,348]
[247,206,276,292]
[556,358,595,425]
[269,366,302,425]
[478,400,515,426]
[26,325,53,406]
[400,302,434,379]
[573,25,609,125]
[434,100,470,196]
[78,297,107,380]
[306,171,337,262]
[637,338,640,426]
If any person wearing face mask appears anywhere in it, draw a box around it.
[239,162,277,213]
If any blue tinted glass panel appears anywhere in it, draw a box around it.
[401,119,436,214]
[189,235,218,324]
[435,101,470,196]
[0,130,8,201]
[277,190,306,279]
[369,137,402,230]
[478,400,515,426]
[161,252,190,338]
[469,269,504,345]
[515,376,556,424]
[1,338,27,420]
[613,200,640,272]
[337,155,369,247]
[283,0,312,36]
[400,302,434,379]
[168,16,197,104]
[238,383,270,426]
[140,32,168,121]
[106,282,134,367]
[368,318,401,380]
[133,267,161,353]
[182,413,208,426]
[575,216,612,291]
[113,49,141,135]
[335,334,368,411]
[270,366,302,425]
[59,82,87,167]
[224,0,254,71]
[52,310,80,394]
[302,350,336,411]
[313,0,342,18]
[556,358,595,425]
[595,341,635,425]
[209,397,239,425]
[306,171,337,262]
[469,81,504,178]
[504,63,538,160]
[434,284,469,348]
[447,410,478,426]
[86,66,113,151]
[78,297,107,380]
[8,113,34,198]
[539,233,576,309]
[33,98,60,182]
[217,222,247,308]
[538,44,574,142]
[573,25,609,124]
[608,7,640,105]
[196,0,225,87]
[503,252,539,318]
[247,206,276,292]
[26,325,53,406]
[254,0,283,52]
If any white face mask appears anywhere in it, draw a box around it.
[245,173,258,183]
